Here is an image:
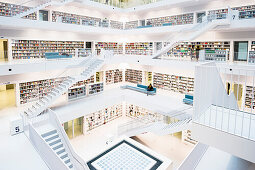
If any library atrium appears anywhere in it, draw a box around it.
[0,0,255,169]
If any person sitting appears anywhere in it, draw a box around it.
[147,83,154,96]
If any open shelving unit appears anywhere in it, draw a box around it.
[95,42,124,55]
[208,8,228,19]
[105,69,123,84]
[76,48,92,58]
[232,5,255,20]
[125,42,153,55]
[125,21,139,29]
[84,104,122,132]
[182,130,197,145]
[68,86,86,100]
[71,75,95,89]
[146,13,194,27]
[12,40,84,59]
[245,86,255,109]
[110,20,124,29]
[88,82,104,95]
[125,69,143,84]
[19,77,66,104]
[0,2,37,20]
[153,73,194,94]
[164,41,230,60]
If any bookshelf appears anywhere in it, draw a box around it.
[76,48,92,58]
[203,50,228,61]
[146,13,194,27]
[19,77,66,104]
[81,16,101,27]
[245,86,255,109]
[105,69,123,85]
[95,42,124,55]
[208,8,228,20]
[232,5,255,20]
[153,73,194,94]
[125,42,153,55]
[248,51,255,63]
[182,130,197,145]
[12,40,84,59]
[0,2,37,20]
[110,20,124,29]
[164,41,230,60]
[125,21,139,29]
[251,41,255,51]
[71,75,95,88]
[88,82,104,95]
[125,69,143,84]
[84,104,122,132]
[68,86,86,100]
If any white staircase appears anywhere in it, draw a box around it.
[151,118,192,136]
[23,57,104,119]
[118,116,192,137]
[41,128,74,169]
[15,0,74,18]
[152,13,232,59]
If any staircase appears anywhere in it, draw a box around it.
[151,118,192,136]
[118,115,192,137]
[152,13,232,59]
[15,0,74,18]
[23,57,104,119]
[41,128,74,169]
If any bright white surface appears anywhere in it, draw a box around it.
[0,106,49,170]
[52,88,191,123]
[88,137,172,170]
[197,105,255,140]
[195,146,255,170]
[91,143,156,170]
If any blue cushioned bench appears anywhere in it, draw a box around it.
[121,84,156,95]
[45,52,72,59]
[137,25,153,29]
[183,95,193,105]
[163,23,172,26]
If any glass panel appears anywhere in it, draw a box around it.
[64,121,73,139]
[73,117,83,137]
[234,41,248,61]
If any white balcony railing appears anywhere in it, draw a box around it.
[193,62,255,141]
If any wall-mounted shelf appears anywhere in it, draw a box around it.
[19,77,66,104]
[125,69,142,84]
[125,42,153,55]
[88,82,104,95]
[85,104,122,132]
[106,69,123,84]
[12,40,84,59]
[153,73,194,94]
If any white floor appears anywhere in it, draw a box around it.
[0,106,49,170]
[196,146,255,170]
[53,88,192,123]
[196,105,255,140]
[70,115,194,170]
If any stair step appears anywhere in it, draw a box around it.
[63,157,70,164]
[59,152,68,159]
[56,147,65,155]
[41,129,57,138]
[66,162,73,169]
[45,134,59,142]
[53,143,63,150]
[49,138,61,146]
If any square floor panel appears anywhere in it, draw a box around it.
[87,140,163,170]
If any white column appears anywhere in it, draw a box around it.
[8,39,13,62]
[229,40,234,63]
[15,82,20,107]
